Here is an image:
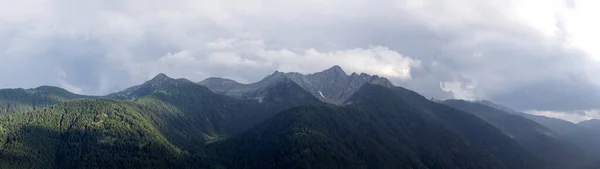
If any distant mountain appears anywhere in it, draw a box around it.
[579,119,600,133]
[199,65,394,104]
[354,84,542,168]
[105,73,196,100]
[210,84,542,169]
[0,86,90,115]
[442,99,592,169]
[461,99,600,157]
[521,113,600,155]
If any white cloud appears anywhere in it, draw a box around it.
[526,109,600,123]
[136,37,420,84]
[440,81,477,100]
[58,70,83,94]
[259,46,421,80]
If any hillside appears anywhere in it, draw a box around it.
[108,73,323,150]
[209,84,542,169]
[442,99,592,168]
[522,114,600,154]
[348,84,542,169]
[0,86,90,115]
[0,99,197,169]
[579,119,600,133]
[0,72,324,168]
[1,67,598,168]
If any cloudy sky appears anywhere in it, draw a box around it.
[1,0,600,122]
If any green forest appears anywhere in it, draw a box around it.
[0,74,598,169]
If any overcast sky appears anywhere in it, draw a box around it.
[1,0,600,122]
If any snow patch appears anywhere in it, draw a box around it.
[319,91,326,98]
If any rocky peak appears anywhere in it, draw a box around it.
[107,73,199,100]
[261,71,290,83]
[318,65,347,77]
[197,65,398,105]
[154,73,169,79]
[149,73,172,84]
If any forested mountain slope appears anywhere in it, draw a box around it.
[0,99,192,169]
[0,86,90,115]
[209,84,542,169]
[1,67,598,169]
[442,99,594,169]
[108,73,323,149]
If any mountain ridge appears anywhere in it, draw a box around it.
[199,65,395,104]
[0,86,91,115]
[1,66,599,168]
[442,99,595,169]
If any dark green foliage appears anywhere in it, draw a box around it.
[0,74,326,169]
[211,105,502,169]
[0,99,191,169]
[0,86,90,115]
[348,84,543,169]
[1,72,593,169]
[109,73,323,152]
[210,84,544,169]
[443,99,593,169]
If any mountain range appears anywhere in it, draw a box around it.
[0,66,599,169]
[198,65,393,104]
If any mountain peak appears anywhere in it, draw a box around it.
[146,73,176,86]
[261,71,291,84]
[33,85,68,92]
[330,65,342,70]
[321,65,347,76]
[271,70,285,76]
[152,73,171,81]
[108,73,202,100]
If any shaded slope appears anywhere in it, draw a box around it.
[579,119,600,133]
[524,114,600,154]
[211,84,542,169]
[0,86,90,115]
[345,84,541,169]
[211,105,506,169]
[442,99,591,168]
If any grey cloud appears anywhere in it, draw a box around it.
[491,76,600,111]
[1,0,600,115]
